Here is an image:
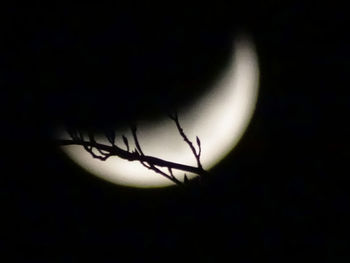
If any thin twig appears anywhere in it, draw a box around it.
[60,113,208,185]
[130,124,182,185]
[169,113,203,170]
[131,125,144,156]
[139,161,182,185]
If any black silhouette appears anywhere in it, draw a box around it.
[57,112,208,185]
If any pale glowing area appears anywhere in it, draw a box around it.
[62,37,259,188]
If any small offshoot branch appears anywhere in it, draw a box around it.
[58,114,208,185]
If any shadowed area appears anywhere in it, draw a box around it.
[1,2,347,261]
[3,4,237,131]
[59,38,259,188]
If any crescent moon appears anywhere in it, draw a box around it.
[60,36,259,188]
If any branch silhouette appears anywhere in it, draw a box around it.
[57,115,208,185]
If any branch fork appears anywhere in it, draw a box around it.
[60,114,208,185]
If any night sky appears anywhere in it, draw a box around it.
[1,2,348,261]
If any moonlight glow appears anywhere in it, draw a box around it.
[60,37,259,188]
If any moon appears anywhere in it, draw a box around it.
[60,36,259,188]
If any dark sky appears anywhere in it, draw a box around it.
[1,2,348,261]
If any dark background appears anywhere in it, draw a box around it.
[1,2,348,261]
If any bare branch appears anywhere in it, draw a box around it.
[122,135,129,152]
[196,136,202,160]
[57,139,209,178]
[130,125,144,156]
[139,160,182,185]
[169,113,203,170]
[105,129,116,145]
[129,124,183,185]
[60,113,208,185]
